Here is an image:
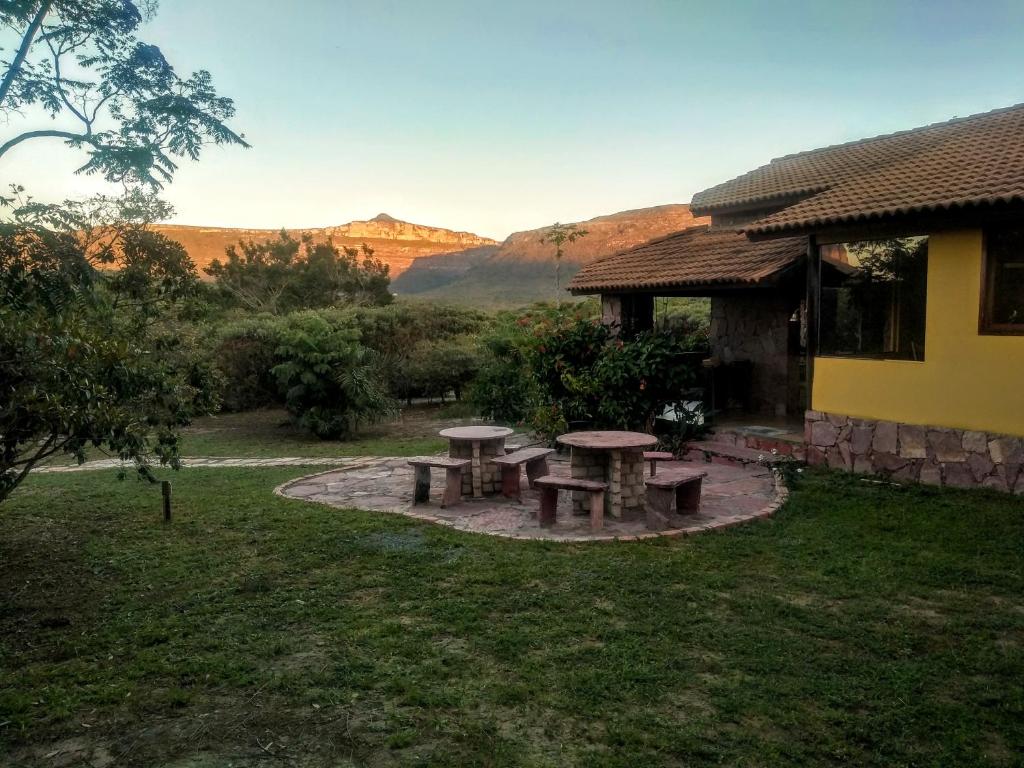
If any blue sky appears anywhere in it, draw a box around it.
[4,0,1024,239]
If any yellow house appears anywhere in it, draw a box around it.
[688,104,1024,490]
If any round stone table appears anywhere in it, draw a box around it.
[556,431,658,520]
[440,426,515,498]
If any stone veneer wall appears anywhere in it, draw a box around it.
[709,295,797,416]
[805,410,1024,493]
[570,447,646,519]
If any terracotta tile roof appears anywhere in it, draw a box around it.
[690,103,1024,235]
[568,225,805,293]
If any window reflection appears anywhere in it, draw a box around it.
[984,226,1024,332]
[819,237,928,360]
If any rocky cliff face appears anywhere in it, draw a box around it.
[393,204,709,306]
[154,213,497,279]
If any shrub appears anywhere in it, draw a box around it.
[213,310,395,438]
[471,306,707,440]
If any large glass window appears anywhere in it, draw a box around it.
[981,225,1024,334]
[818,236,928,360]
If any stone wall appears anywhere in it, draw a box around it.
[709,295,799,416]
[805,410,1024,492]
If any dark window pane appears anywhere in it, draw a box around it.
[987,227,1024,328]
[818,237,928,360]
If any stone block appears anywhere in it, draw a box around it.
[928,429,967,463]
[806,445,827,466]
[873,421,898,454]
[967,452,995,482]
[892,461,921,484]
[961,430,989,454]
[826,412,849,427]
[919,463,942,487]
[850,426,874,456]
[853,455,873,475]
[943,462,976,489]
[826,447,849,470]
[898,424,927,459]
[810,421,838,447]
[989,436,1024,465]
[872,452,908,474]
[805,410,825,422]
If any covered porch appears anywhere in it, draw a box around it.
[569,225,809,429]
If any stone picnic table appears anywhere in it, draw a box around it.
[557,430,658,520]
[439,425,515,498]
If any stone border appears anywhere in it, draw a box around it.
[805,410,1024,493]
[272,466,789,544]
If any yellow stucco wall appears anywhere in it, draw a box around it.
[811,229,1024,437]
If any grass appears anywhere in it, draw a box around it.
[177,408,450,459]
[1,467,1022,767]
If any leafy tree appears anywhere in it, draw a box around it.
[406,336,481,402]
[0,190,220,502]
[540,222,588,305]
[0,0,247,186]
[205,232,393,313]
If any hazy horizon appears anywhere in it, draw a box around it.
[3,0,1023,240]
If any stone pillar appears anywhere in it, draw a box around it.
[600,293,654,339]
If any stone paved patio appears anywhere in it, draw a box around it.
[276,455,785,542]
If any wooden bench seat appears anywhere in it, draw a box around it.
[490,447,555,500]
[532,475,607,531]
[642,450,675,476]
[407,457,471,508]
[645,468,707,531]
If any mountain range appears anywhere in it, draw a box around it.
[391,204,708,305]
[152,214,497,278]
[159,204,708,307]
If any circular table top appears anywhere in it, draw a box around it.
[439,425,514,441]
[556,430,658,450]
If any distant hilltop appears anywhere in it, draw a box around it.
[391,204,708,306]
[154,214,497,278]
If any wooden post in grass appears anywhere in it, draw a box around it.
[161,480,172,523]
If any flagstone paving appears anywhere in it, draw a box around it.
[276,455,785,542]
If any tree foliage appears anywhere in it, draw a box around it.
[0,190,221,502]
[205,232,393,314]
[0,0,248,186]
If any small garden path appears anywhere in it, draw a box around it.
[35,456,377,473]
[277,455,785,542]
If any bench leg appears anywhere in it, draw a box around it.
[525,457,549,489]
[676,478,703,513]
[649,459,657,476]
[645,485,674,531]
[539,487,558,527]
[413,465,431,504]
[442,467,463,508]
[589,490,604,532]
[500,465,522,501]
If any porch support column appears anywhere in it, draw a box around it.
[600,293,654,339]
[805,235,819,411]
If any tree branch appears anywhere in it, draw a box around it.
[0,128,98,160]
[0,0,55,108]
[42,27,91,128]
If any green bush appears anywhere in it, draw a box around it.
[213,310,395,439]
[471,306,706,439]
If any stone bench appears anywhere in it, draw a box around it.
[645,469,707,531]
[642,450,675,476]
[490,447,555,500]
[407,457,471,509]
[533,475,607,531]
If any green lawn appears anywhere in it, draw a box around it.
[1,467,1022,767]
[177,408,451,458]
